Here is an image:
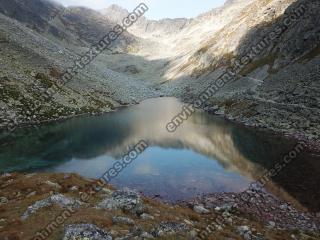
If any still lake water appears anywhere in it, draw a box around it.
[0,98,319,208]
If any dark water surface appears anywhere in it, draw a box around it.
[0,98,319,209]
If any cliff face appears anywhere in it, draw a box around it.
[0,0,137,47]
[101,5,191,40]
[0,0,62,31]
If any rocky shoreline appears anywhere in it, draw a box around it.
[0,102,131,133]
[2,95,319,154]
[203,105,320,153]
[181,185,320,232]
[0,173,319,240]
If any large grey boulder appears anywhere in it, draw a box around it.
[97,189,144,215]
[151,222,189,237]
[21,194,83,220]
[63,224,112,240]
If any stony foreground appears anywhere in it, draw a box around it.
[0,173,319,240]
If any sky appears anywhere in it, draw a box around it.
[53,0,226,20]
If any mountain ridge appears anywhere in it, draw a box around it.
[0,0,319,147]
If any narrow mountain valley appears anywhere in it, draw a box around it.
[0,0,320,239]
[0,0,319,146]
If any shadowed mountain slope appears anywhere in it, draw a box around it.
[0,0,319,145]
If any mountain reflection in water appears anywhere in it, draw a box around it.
[0,98,319,211]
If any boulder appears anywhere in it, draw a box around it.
[63,224,112,240]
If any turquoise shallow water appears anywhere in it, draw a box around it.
[1,98,319,205]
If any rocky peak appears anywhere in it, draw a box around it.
[100,4,129,23]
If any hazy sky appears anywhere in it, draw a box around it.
[53,0,226,20]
